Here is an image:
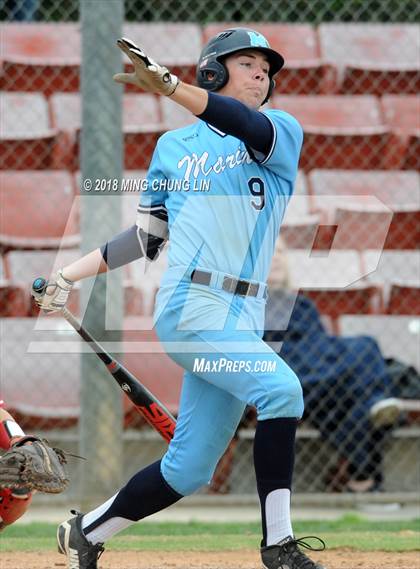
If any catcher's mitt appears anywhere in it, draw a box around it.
[0,436,69,494]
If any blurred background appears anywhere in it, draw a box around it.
[0,0,419,510]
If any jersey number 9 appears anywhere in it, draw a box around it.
[248,178,265,211]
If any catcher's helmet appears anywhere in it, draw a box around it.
[196,28,284,105]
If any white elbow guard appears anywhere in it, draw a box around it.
[136,204,169,262]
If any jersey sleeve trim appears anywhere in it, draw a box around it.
[206,123,228,137]
[259,114,277,165]
[137,204,166,213]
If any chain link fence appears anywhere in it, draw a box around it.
[1,0,419,505]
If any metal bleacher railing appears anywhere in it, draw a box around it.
[0,0,419,505]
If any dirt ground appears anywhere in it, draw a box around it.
[1,550,419,569]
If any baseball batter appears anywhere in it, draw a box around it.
[33,28,326,569]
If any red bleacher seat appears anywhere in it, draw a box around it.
[0,245,27,316]
[122,316,184,425]
[363,250,420,311]
[0,282,28,316]
[0,171,79,252]
[272,95,390,170]
[281,171,321,248]
[202,23,330,94]
[0,93,59,169]
[339,315,419,371]
[123,23,202,87]
[119,94,162,170]
[50,93,162,169]
[319,24,420,95]
[387,285,420,315]
[381,96,420,170]
[5,248,145,317]
[308,170,420,249]
[332,207,394,250]
[0,23,80,95]
[0,257,27,316]
[5,249,81,316]
[286,249,382,323]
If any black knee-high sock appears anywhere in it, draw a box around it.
[83,460,182,534]
[254,418,298,545]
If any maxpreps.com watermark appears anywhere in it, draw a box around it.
[193,358,277,374]
[82,177,211,192]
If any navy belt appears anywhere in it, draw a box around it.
[191,269,267,299]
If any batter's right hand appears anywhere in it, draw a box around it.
[113,38,179,96]
[31,270,74,313]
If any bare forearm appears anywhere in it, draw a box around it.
[61,248,108,282]
[169,81,209,116]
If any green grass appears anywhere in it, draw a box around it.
[1,516,419,553]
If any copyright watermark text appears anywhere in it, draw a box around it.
[82,178,211,193]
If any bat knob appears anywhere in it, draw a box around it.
[32,277,47,294]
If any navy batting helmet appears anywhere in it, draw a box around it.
[196,28,284,105]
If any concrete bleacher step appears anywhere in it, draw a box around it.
[238,425,420,440]
[339,314,419,371]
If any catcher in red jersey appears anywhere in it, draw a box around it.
[0,400,69,530]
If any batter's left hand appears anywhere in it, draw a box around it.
[114,38,179,96]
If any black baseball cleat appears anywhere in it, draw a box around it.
[261,535,326,569]
[57,510,104,569]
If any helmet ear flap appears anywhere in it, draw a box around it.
[196,60,229,92]
[262,78,276,105]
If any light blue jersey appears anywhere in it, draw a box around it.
[141,108,305,495]
[140,110,303,284]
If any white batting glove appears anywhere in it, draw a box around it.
[32,270,74,313]
[113,37,179,96]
